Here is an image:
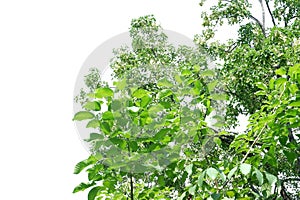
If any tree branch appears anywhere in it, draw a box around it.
[249,15,266,36]
[258,0,265,29]
[265,0,276,26]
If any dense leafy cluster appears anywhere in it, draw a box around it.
[73,1,300,199]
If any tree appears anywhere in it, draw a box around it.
[73,1,300,198]
[195,0,300,198]
[73,15,220,199]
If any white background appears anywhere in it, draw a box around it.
[0,0,261,199]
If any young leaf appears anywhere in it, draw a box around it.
[240,163,251,175]
[198,171,206,187]
[86,119,100,128]
[132,88,148,98]
[157,78,173,87]
[206,167,219,180]
[210,93,228,101]
[84,101,101,111]
[185,164,193,176]
[73,111,95,121]
[201,69,215,77]
[265,173,277,185]
[188,185,197,195]
[95,88,113,98]
[102,111,114,120]
[227,166,238,179]
[275,68,286,76]
[254,168,264,185]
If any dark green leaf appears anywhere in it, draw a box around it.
[88,186,101,200]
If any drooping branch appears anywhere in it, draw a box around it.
[249,15,266,36]
[265,0,276,26]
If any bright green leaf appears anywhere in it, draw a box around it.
[84,101,101,111]
[73,111,95,121]
[132,89,148,98]
[95,88,114,98]
[86,119,100,128]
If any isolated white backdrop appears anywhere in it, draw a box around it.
[0,0,263,199]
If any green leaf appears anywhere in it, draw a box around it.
[129,141,138,152]
[73,182,95,193]
[73,111,95,121]
[254,168,263,185]
[275,68,286,76]
[255,90,266,96]
[102,111,114,120]
[289,100,300,107]
[269,78,275,89]
[178,192,186,200]
[159,89,173,99]
[88,186,101,200]
[208,80,218,92]
[114,78,126,90]
[283,150,297,162]
[148,104,164,117]
[158,175,165,186]
[206,167,219,180]
[226,191,235,198]
[201,69,215,77]
[182,69,192,76]
[84,101,101,111]
[132,89,148,98]
[188,185,197,195]
[140,95,152,107]
[100,122,111,134]
[198,171,206,187]
[240,163,251,175]
[256,82,268,91]
[74,156,97,174]
[213,137,222,146]
[84,133,103,142]
[95,88,114,98]
[227,166,238,179]
[86,119,100,128]
[265,173,277,185]
[185,164,193,176]
[157,78,173,87]
[210,93,228,101]
[154,128,170,141]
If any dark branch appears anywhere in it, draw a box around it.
[282,177,300,184]
[265,0,276,26]
[249,15,266,36]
